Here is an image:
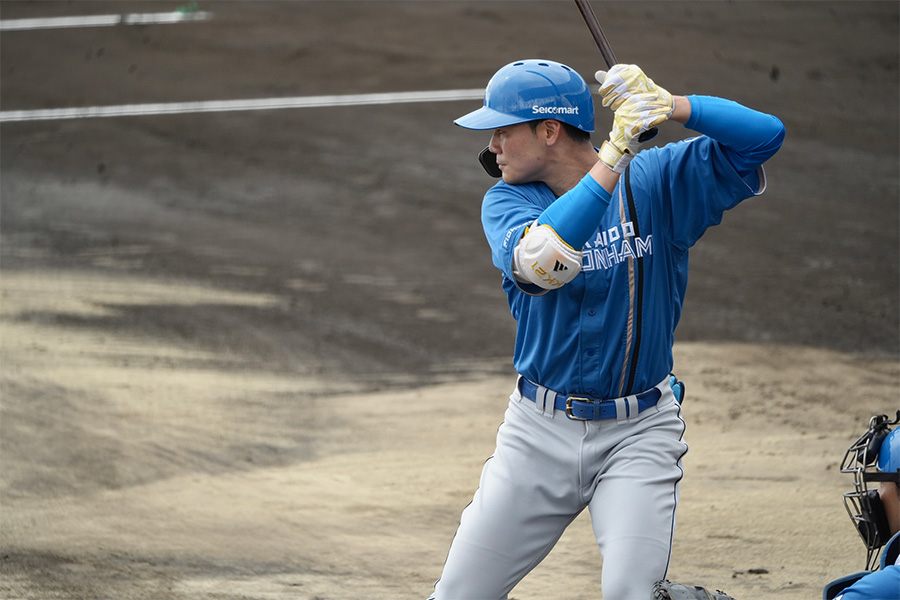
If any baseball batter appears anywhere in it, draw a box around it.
[428,60,785,599]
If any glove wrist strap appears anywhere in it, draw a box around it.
[599,140,631,174]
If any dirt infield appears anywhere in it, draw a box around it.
[1,2,898,599]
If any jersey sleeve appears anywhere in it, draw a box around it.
[630,97,784,252]
[481,182,549,295]
[685,95,785,177]
[836,566,900,600]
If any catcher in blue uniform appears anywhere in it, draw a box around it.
[429,60,785,599]
[824,412,900,600]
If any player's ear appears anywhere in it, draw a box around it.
[542,119,562,145]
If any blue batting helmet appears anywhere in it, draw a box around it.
[454,59,595,132]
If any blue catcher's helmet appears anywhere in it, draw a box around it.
[878,427,900,475]
[455,59,595,132]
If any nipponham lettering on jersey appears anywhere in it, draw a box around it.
[581,221,653,272]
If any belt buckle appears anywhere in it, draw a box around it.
[565,396,592,421]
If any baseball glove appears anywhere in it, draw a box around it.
[652,579,736,600]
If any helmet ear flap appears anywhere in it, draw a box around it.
[478,147,502,178]
[854,489,893,549]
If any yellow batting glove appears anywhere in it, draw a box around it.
[614,89,675,137]
[595,64,671,112]
[595,66,675,174]
[598,90,673,173]
[599,111,642,173]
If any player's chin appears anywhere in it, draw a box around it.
[500,168,524,185]
[500,165,539,186]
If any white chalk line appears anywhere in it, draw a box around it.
[0,10,483,123]
[0,11,213,31]
[0,90,486,123]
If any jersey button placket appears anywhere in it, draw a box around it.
[580,268,606,396]
[582,301,602,393]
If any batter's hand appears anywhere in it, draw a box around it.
[598,110,641,173]
[595,64,673,113]
[598,93,669,173]
[596,66,674,173]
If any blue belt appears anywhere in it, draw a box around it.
[518,378,662,421]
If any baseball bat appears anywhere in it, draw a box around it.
[572,0,617,69]
[573,0,658,142]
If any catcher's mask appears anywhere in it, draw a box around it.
[840,411,900,569]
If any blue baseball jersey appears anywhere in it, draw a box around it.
[482,128,768,399]
[837,566,900,600]
[827,533,900,600]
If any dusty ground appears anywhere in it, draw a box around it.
[1,1,898,599]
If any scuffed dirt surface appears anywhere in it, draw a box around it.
[1,2,898,599]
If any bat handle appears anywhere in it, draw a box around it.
[638,128,659,143]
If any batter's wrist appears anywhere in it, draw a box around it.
[598,140,630,174]
[670,96,692,125]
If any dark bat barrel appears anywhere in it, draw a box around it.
[573,0,618,68]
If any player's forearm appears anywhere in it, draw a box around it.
[537,173,612,249]
[588,160,620,195]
